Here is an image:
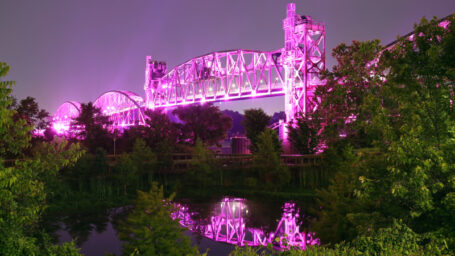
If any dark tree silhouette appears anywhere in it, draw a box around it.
[15,96,50,130]
[143,109,179,149]
[173,103,232,146]
[71,102,112,152]
[287,112,321,154]
[242,108,270,153]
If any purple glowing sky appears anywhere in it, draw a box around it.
[1,0,454,115]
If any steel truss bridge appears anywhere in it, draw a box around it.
[146,3,326,124]
[52,3,325,137]
[52,3,451,137]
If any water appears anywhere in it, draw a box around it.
[53,197,318,255]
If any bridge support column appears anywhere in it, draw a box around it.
[282,3,325,153]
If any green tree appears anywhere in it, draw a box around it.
[311,147,388,244]
[143,109,178,170]
[0,63,30,157]
[185,138,217,190]
[253,128,289,190]
[314,40,384,148]
[118,183,199,255]
[143,109,178,149]
[287,112,321,154]
[242,108,271,153]
[312,15,455,250]
[16,96,50,130]
[130,138,156,177]
[113,139,156,193]
[71,102,112,153]
[357,16,455,239]
[173,103,232,146]
[61,148,109,194]
[0,62,83,255]
[229,221,450,255]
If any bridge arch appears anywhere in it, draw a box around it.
[93,90,146,128]
[52,101,81,134]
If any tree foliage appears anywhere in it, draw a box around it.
[143,109,178,169]
[0,62,30,157]
[118,183,199,255]
[71,102,112,153]
[242,108,271,153]
[311,15,455,251]
[15,96,50,130]
[287,112,321,154]
[0,62,83,255]
[184,138,217,190]
[173,103,232,146]
[314,39,385,148]
[113,139,156,194]
[358,16,455,238]
[229,221,450,256]
[143,109,179,149]
[253,128,289,190]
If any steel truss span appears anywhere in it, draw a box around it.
[93,90,146,128]
[144,49,286,107]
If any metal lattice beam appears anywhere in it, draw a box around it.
[144,50,286,108]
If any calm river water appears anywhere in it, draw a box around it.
[53,197,317,256]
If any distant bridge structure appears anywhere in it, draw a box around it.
[52,3,325,138]
[93,90,146,128]
[52,101,81,134]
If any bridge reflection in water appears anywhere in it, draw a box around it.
[171,197,319,250]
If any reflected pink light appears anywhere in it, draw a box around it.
[170,197,319,250]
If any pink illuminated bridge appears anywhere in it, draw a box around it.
[53,3,326,136]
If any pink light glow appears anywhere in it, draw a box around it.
[439,20,450,29]
[52,101,81,135]
[53,122,69,135]
[170,197,320,250]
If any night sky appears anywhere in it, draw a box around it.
[1,0,454,115]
